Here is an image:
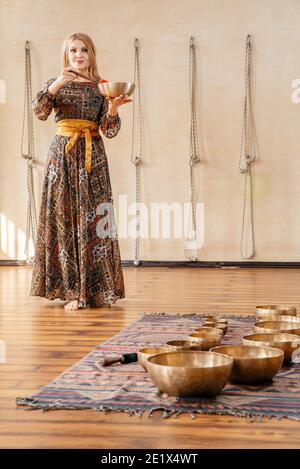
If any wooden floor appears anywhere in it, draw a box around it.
[1,265,300,449]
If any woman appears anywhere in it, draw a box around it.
[30,32,131,310]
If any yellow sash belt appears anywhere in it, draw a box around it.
[56,118,99,173]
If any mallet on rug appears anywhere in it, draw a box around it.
[102,353,138,367]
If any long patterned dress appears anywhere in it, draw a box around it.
[30,77,125,307]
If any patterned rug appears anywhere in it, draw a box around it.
[16,313,300,420]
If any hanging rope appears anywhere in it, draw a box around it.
[184,36,201,261]
[239,34,256,259]
[131,38,142,266]
[21,40,37,263]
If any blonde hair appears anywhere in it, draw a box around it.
[61,32,101,81]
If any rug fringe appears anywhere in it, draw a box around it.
[140,312,256,318]
[15,397,300,421]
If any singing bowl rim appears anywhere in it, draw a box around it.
[165,340,201,350]
[203,320,227,327]
[147,350,233,368]
[202,322,228,333]
[138,346,170,370]
[165,340,198,347]
[210,344,284,360]
[256,315,300,323]
[188,332,222,343]
[190,329,222,337]
[138,346,170,355]
[203,317,228,324]
[256,305,297,314]
[254,321,300,334]
[98,81,135,86]
[192,327,224,336]
[98,81,135,97]
[242,332,300,345]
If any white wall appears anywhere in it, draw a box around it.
[1,0,300,261]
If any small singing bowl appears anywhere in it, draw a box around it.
[188,331,222,350]
[256,305,297,320]
[138,347,169,371]
[256,315,300,324]
[193,326,224,337]
[165,340,201,351]
[242,333,300,363]
[210,345,284,383]
[98,81,135,98]
[254,321,300,336]
[204,317,228,325]
[202,321,228,335]
[146,351,233,397]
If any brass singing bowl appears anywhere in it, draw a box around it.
[254,321,300,336]
[98,81,135,98]
[242,333,300,363]
[256,305,297,320]
[256,315,300,324]
[210,345,284,383]
[204,317,228,324]
[165,340,201,351]
[188,331,222,350]
[202,321,228,335]
[138,347,169,371]
[193,326,224,337]
[146,351,233,397]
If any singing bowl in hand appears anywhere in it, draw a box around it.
[98,81,135,98]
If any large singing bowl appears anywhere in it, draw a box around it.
[210,345,284,384]
[98,81,135,98]
[147,351,233,397]
[242,333,300,363]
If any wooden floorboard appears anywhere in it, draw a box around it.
[0,265,300,448]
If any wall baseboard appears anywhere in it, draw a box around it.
[1,259,300,268]
[0,260,32,266]
[122,261,300,268]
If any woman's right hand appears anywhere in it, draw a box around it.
[55,67,78,88]
[48,67,77,95]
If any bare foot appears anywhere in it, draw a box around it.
[64,300,80,310]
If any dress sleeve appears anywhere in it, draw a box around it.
[99,96,121,138]
[32,78,57,121]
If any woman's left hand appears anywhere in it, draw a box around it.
[107,94,133,116]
